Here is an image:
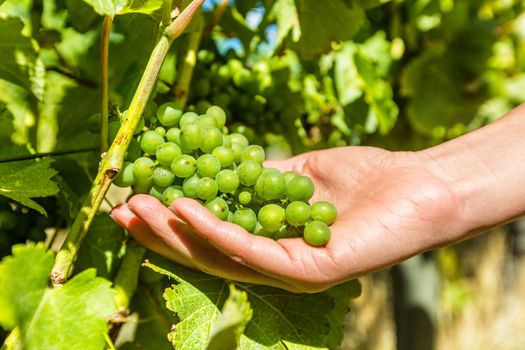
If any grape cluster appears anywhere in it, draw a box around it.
[114,104,337,246]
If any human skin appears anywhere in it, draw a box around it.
[111,104,525,293]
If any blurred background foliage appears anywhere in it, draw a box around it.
[1,0,525,348]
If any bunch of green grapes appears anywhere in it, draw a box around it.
[113,104,337,246]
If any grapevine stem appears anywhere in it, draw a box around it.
[49,0,205,285]
[173,15,204,108]
[100,15,113,154]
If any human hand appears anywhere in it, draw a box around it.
[111,146,461,292]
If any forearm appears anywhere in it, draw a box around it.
[421,104,525,238]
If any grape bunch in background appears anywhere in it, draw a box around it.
[112,104,337,246]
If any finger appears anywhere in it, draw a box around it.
[264,153,309,174]
[171,198,328,287]
[126,195,303,291]
[111,203,196,269]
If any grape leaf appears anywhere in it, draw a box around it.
[145,259,361,349]
[207,284,253,350]
[0,158,59,215]
[0,244,116,350]
[80,0,162,16]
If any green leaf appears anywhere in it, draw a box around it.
[75,213,127,279]
[207,284,253,350]
[145,259,361,349]
[268,0,365,58]
[80,0,162,16]
[0,244,116,350]
[0,158,59,215]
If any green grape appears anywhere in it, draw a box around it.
[232,208,257,232]
[125,138,142,162]
[180,123,203,150]
[283,171,299,185]
[198,115,218,128]
[253,222,274,238]
[179,112,199,128]
[205,197,229,220]
[212,92,231,107]
[274,225,301,240]
[206,106,227,128]
[238,191,252,205]
[200,127,223,153]
[215,169,239,193]
[133,176,154,194]
[157,102,182,127]
[237,160,263,186]
[303,221,331,246]
[133,157,155,180]
[197,49,215,64]
[0,211,17,230]
[171,155,197,178]
[240,145,265,164]
[230,124,255,143]
[140,130,165,155]
[196,154,221,178]
[152,166,175,187]
[228,133,249,148]
[230,142,244,164]
[254,169,286,201]
[216,65,231,85]
[195,100,212,115]
[166,127,181,144]
[149,185,166,200]
[196,177,218,200]
[114,161,136,187]
[154,126,166,137]
[286,176,314,202]
[161,186,184,206]
[182,174,201,198]
[285,201,311,227]
[212,146,235,167]
[258,204,285,232]
[156,142,182,167]
[311,201,337,225]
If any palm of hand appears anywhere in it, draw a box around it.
[111,146,458,292]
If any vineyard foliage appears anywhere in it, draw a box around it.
[0,0,524,349]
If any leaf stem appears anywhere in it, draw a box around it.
[50,0,206,286]
[100,15,113,154]
[113,240,146,312]
[0,147,98,163]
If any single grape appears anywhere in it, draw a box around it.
[283,171,299,185]
[114,161,135,187]
[232,208,257,232]
[237,160,263,186]
[195,100,212,115]
[166,127,181,144]
[179,112,199,128]
[212,146,235,167]
[240,145,265,164]
[200,127,223,153]
[171,155,197,178]
[303,221,331,246]
[157,102,182,127]
[215,169,239,193]
[140,130,165,155]
[311,201,337,225]
[182,174,201,198]
[197,154,221,178]
[133,177,154,194]
[254,169,286,201]
[162,186,184,206]
[206,106,227,128]
[154,126,166,137]
[238,191,252,205]
[285,201,312,227]
[153,166,175,187]
[194,78,211,97]
[258,204,285,232]
[133,157,155,180]
[228,133,249,148]
[149,185,166,200]
[198,115,218,128]
[156,142,182,167]
[196,177,218,200]
[180,123,203,150]
[230,142,244,164]
[205,197,229,220]
[286,176,314,202]
[253,222,274,238]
